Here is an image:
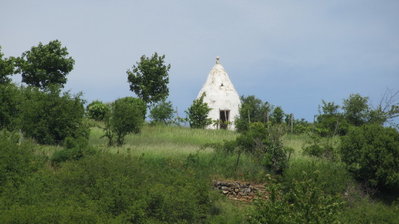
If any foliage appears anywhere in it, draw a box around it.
[149,100,175,124]
[343,94,370,126]
[20,87,88,145]
[248,172,344,224]
[0,131,42,193]
[0,83,23,131]
[186,93,212,129]
[271,106,284,124]
[302,133,338,160]
[339,199,399,224]
[0,47,16,84]
[127,52,170,104]
[340,124,399,190]
[284,158,351,195]
[86,100,110,121]
[315,100,349,136]
[103,97,145,146]
[16,40,74,89]
[51,136,94,165]
[235,95,271,132]
[0,153,215,223]
[211,122,289,174]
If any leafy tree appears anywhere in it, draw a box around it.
[149,100,175,124]
[16,40,74,89]
[235,95,271,132]
[186,93,211,129]
[340,124,399,190]
[86,100,110,121]
[271,106,284,124]
[316,100,348,136]
[0,47,16,84]
[104,97,145,146]
[320,100,340,115]
[127,52,170,104]
[20,87,88,145]
[343,94,370,126]
[0,83,23,131]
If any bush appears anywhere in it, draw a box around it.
[340,124,399,190]
[235,95,271,132]
[339,199,399,224]
[237,122,288,174]
[103,97,145,146]
[1,153,215,223]
[284,158,351,195]
[302,133,338,160]
[149,100,175,124]
[186,93,211,129]
[20,87,88,145]
[248,172,344,224]
[0,83,22,131]
[86,100,110,121]
[50,137,95,165]
[0,131,42,192]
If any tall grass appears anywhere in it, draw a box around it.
[89,124,238,157]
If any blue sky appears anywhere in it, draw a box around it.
[1,0,398,121]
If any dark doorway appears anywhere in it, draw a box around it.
[219,110,230,129]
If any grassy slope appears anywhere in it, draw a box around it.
[89,125,238,157]
[87,124,397,223]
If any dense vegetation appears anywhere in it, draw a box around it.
[1,41,398,223]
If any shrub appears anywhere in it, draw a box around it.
[86,100,110,121]
[284,158,351,195]
[103,97,145,146]
[248,172,344,224]
[20,87,88,145]
[235,95,271,132]
[302,133,338,160]
[0,83,22,131]
[340,124,399,190]
[51,137,95,165]
[186,93,211,129]
[149,100,175,124]
[0,131,42,192]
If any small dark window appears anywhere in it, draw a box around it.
[219,110,230,129]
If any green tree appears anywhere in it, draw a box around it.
[17,40,74,89]
[343,94,370,126]
[0,47,16,84]
[235,95,271,132]
[104,97,145,146]
[186,93,211,129]
[316,100,348,136]
[271,106,284,124]
[127,52,170,105]
[86,100,110,121]
[0,83,23,131]
[149,100,175,124]
[340,124,399,190]
[20,87,88,145]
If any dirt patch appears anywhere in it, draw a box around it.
[213,180,268,202]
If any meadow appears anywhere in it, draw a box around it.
[1,123,398,223]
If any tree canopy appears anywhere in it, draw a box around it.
[127,52,170,105]
[0,47,15,84]
[17,40,74,89]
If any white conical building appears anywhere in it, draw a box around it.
[197,57,241,130]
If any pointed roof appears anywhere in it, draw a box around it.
[197,57,239,98]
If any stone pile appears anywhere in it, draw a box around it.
[213,180,265,202]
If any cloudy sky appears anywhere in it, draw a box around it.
[1,0,398,121]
